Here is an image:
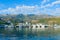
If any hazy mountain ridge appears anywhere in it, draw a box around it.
[0,14,56,19]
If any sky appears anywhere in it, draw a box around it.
[0,0,60,16]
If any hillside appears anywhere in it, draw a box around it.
[0,14,60,24]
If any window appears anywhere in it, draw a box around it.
[26,26,29,28]
[36,26,38,28]
[16,26,19,28]
[45,26,48,28]
[40,26,41,28]
[31,26,33,28]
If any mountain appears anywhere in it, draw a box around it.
[0,13,55,19]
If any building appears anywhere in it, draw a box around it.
[15,22,31,30]
[31,23,49,29]
[54,24,60,29]
[5,21,14,28]
[15,23,24,30]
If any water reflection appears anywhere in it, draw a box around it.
[0,28,60,40]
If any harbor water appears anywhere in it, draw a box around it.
[0,28,60,40]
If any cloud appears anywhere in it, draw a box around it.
[40,0,60,15]
[52,1,60,6]
[41,0,50,5]
[0,5,41,14]
[40,7,60,16]
[51,8,60,16]
[0,0,60,16]
[41,0,60,8]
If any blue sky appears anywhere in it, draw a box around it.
[0,0,60,16]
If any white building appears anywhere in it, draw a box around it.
[15,22,31,30]
[15,22,49,30]
[4,23,14,31]
[31,23,48,29]
[5,23,14,28]
[15,23,23,30]
[54,24,60,29]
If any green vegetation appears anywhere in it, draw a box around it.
[39,18,60,24]
[0,14,60,25]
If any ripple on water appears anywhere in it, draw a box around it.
[0,29,60,40]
